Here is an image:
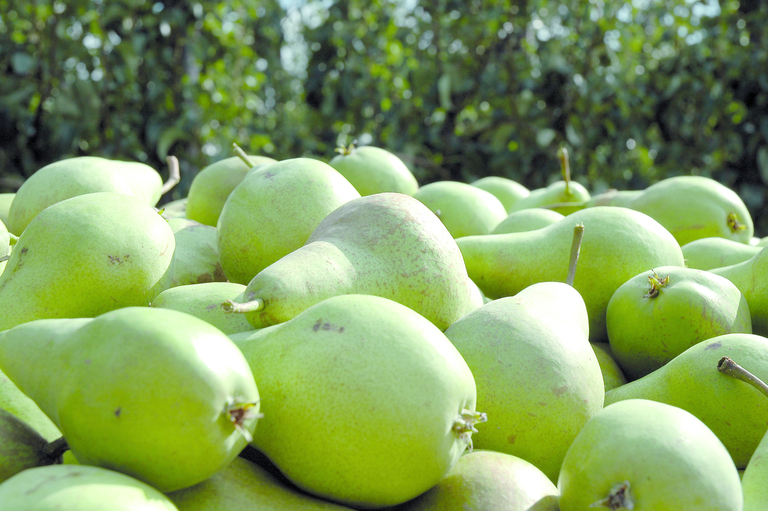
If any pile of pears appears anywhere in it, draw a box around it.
[1,143,767,511]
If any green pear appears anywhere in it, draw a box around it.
[470,176,530,212]
[151,282,254,335]
[444,282,604,482]
[710,245,768,336]
[1,366,60,441]
[413,180,508,238]
[557,399,742,511]
[186,154,277,227]
[0,409,65,483]
[507,148,591,213]
[0,307,261,492]
[682,236,762,270]
[232,294,482,509]
[0,192,175,331]
[591,342,628,392]
[160,197,188,220]
[0,192,14,226]
[217,157,360,284]
[491,208,564,234]
[166,456,356,511]
[328,144,419,196]
[0,464,179,510]
[604,333,768,468]
[629,175,753,246]
[225,192,480,330]
[742,429,768,511]
[583,188,643,208]
[606,266,752,380]
[7,156,166,234]
[457,206,685,342]
[154,218,226,295]
[393,450,559,511]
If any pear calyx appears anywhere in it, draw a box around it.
[726,212,747,233]
[335,140,357,156]
[222,297,264,314]
[717,356,768,400]
[590,480,634,510]
[643,270,669,299]
[452,409,487,452]
[225,399,263,443]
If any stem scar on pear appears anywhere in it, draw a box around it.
[225,399,264,443]
[726,212,746,233]
[590,480,634,510]
[452,409,487,452]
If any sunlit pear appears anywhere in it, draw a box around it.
[7,156,170,234]
[558,399,742,511]
[159,197,188,220]
[186,154,277,227]
[329,144,419,196]
[711,244,768,336]
[630,175,754,246]
[583,188,643,208]
[413,180,508,238]
[0,464,179,510]
[217,157,360,284]
[682,236,761,270]
[604,333,768,468]
[491,208,564,234]
[742,429,768,511]
[0,307,261,492]
[0,192,175,331]
[470,176,530,212]
[225,193,479,330]
[233,294,483,509]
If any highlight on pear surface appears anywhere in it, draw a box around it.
[0,139,764,510]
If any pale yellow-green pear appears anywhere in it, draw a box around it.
[329,144,419,196]
[470,176,530,212]
[151,282,253,335]
[711,244,768,336]
[491,208,564,234]
[682,236,761,270]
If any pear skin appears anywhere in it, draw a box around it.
[0,192,175,331]
[232,294,481,509]
[0,409,58,483]
[711,245,768,336]
[227,192,479,330]
[491,208,564,234]
[151,282,253,335]
[470,176,530,212]
[0,307,261,492]
[329,145,419,197]
[604,333,768,468]
[0,193,14,227]
[456,206,685,342]
[0,464,179,510]
[590,342,627,392]
[1,366,61,442]
[444,282,604,482]
[682,236,761,270]
[7,156,164,235]
[742,429,768,511]
[557,399,742,511]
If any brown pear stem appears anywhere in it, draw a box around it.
[222,298,264,314]
[558,146,571,197]
[233,143,254,168]
[41,436,70,464]
[566,222,585,287]
[160,156,181,195]
[718,356,768,399]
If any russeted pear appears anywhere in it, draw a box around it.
[7,156,167,234]
[629,175,754,246]
[444,282,604,482]
[1,366,60,441]
[0,192,175,331]
[151,282,253,335]
[185,154,277,227]
[470,176,530,212]
[413,180,508,238]
[225,192,481,330]
[0,307,261,492]
[606,266,752,379]
[166,456,356,511]
[457,206,685,342]
[557,399,742,511]
[329,144,419,196]
[590,342,627,392]
[682,236,761,270]
[711,245,768,336]
[0,464,179,510]
[491,208,564,234]
[217,157,360,284]
[232,294,483,509]
[604,333,768,468]
[742,429,768,511]
[393,450,559,511]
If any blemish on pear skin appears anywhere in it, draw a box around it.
[114,407,121,418]
[552,385,568,396]
[705,341,723,350]
[507,434,516,444]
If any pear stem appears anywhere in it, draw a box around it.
[566,222,585,287]
[42,437,70,464]
[233,143,254,168]
[222,298,264,314]
[160,156,181,196]
[0,254,8,263]
[718,356,768,400]
[558,146,571,197]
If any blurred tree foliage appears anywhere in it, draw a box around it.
[2,0,768,232]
